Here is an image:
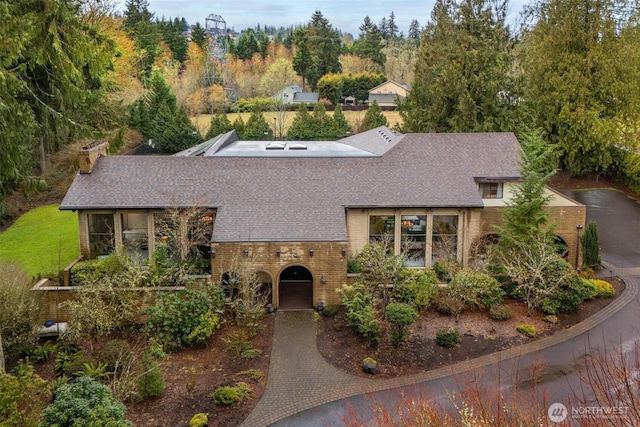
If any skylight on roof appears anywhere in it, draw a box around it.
[289,144,307,150]
[265,142,286,150]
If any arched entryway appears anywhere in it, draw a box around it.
[278,265,313,310]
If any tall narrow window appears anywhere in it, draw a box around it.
[88,213,114,258]
[432,215,458,266]
[401,215,426,267]
[369,215,395,251]
[121,212,149,261]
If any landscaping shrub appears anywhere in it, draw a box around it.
[489,303,512,321]
[394,269,439,311]
[385,302,419,347]
[211,382,253,405]
[517,324,537,338]
[136,353,165,401]
[236,369,264,381]
[321,305,339,317]
[347,258,361,273]
[433,293,465,319]
[0,363,51,427]
[0,262,42,364]
[339,284,381,347]
[591,279,615,298]
[189,413,208,427]
[223,330,253,356]
[187,311,221,347]
[240,348,262,359]
[145,283,225,352]
[102,339,133,373]
[435,327,460,348]
[448,269,506,309]
[30,341,57,363]
[433,259,461,282]
[41,376,130,426]
[581,221,601,269]
[540,274,590,315]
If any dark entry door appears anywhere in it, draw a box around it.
[279,266,313,310]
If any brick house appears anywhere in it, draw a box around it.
[60,127,585,309]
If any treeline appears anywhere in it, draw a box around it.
[2,0,640,210]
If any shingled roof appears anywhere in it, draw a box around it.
[60,130,521,243]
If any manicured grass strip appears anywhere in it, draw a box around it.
[0,204,79,278]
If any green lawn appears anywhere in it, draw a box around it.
[0,204,79,278]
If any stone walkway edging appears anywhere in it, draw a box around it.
[241,274,637,427]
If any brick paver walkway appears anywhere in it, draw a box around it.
[241,272,639,427]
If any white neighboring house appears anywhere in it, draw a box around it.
[272,85,319,105]
[367,80,411,108]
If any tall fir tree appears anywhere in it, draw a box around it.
[521,0,640,176]
[399,0,521,133]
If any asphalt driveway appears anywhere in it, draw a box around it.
[563,189,640,268]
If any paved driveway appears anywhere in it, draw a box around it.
[271,189,640,426]
[563,189,640,269]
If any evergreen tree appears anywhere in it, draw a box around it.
[205,112,234,140]
[521,0,640,176]
[286,105,315,140]
[297,11,342,91]
[352,16,386,68]
[362,100,388,130]
[232,115,246,136]
[332,105,352,137]
[130,73,201,153]
[191,22,207,51]
[292,28,314,91]
[399,0,521,133]
[581,221,601,269]
[241,110,272,140]
[387,12,399,40]
[408,19,421,45]
[122,0,161,72]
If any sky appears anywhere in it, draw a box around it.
[116,0,529,36]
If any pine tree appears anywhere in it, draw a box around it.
[241,110,272,140]
[581,221,601,269]
[332,105,352,137]
[205,112,234,140]
[362,100,388,131]
[286,105,315,140]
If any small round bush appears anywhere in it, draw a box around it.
[41,376,130,426]
[189,413,208,427]
[321,305,339,317]
[489,303,512,321]
[433,294,465,317]
[212,386,239,405]
[517,324,537,338]
[592,279,615,298]
[436,327,460,348]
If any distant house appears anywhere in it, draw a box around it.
[272,85,319,105]
[367,80,411,108]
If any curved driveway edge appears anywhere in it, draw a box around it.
[240,272,638,427]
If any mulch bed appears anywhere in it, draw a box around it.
[316,277,625,379]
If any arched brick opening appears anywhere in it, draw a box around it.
[278,265,313,310]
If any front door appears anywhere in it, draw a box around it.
[278,265,313,310]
